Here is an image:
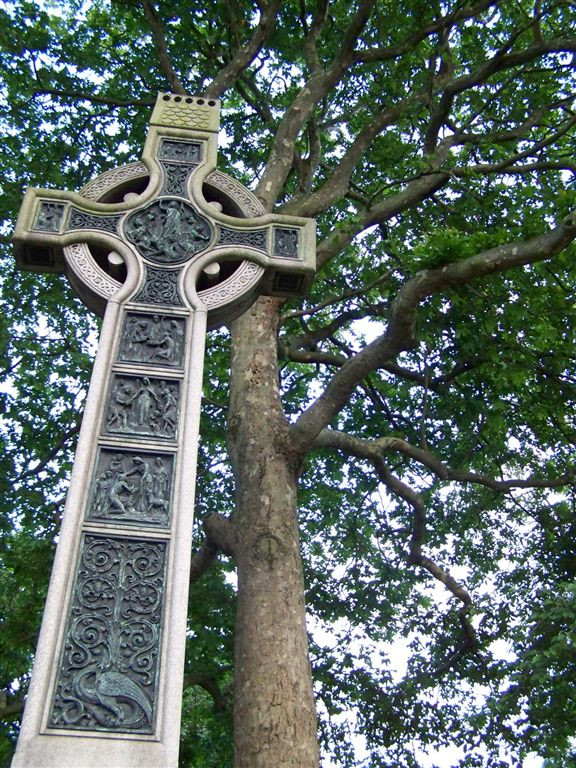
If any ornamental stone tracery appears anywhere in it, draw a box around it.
[49,534,167,734]
[11,92,316,764]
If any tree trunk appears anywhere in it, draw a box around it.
[227,297,320,768]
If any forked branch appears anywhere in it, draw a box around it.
[204,0,284,99]
[293,214,576,451]
[138,0,186,94]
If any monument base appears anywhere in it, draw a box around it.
[11,732,178,768]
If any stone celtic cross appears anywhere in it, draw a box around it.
[11,94,315,768]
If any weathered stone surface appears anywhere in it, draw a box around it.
[11,93,316,768]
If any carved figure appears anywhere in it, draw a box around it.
[275,227,299,257]
[89,453,172,524]
[125,317,149,354]
[35,202,64,231]
[92,470,114,516]
[107,473,134,516]
[125,457,154,512]
[125,198,211,264]
[158,383,178,435]
[131,377,159,426]
[74,664,153,728]
[107,382,132,430]
[106,376,178,438]
[120,313,184,366]
[152,457,169,499]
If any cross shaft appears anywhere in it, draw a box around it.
[10,93,315,768]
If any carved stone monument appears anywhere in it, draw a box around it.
[11,94,315,768]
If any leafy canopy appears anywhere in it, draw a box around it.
[1,0,575,766]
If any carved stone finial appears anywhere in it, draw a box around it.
[149,93,220,132]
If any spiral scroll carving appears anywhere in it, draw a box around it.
[50,535,167,734]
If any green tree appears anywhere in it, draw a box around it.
[1,0,576,766]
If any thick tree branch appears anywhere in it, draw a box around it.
[376,461,477,662]
[255,0,375,208]
[312,429,575,492]
[282,97,415,218]
[316,171,450,269]
[444,39,576,97]
[18,421,81,482]
[32,89,155,108]
[182,671,229,712]
[138,0,186,94]
[353,0,498,64]
[377,464,477,666]
[203,512,237,558]
[189,538,219,584]
[203,0,283,99]
[301,0,330,77]
[0,691,25,720]
[278,343,346,367]
[292,214,576,451]
[280,271,390,323]
[459,160,576,177]
[189,512,237,586]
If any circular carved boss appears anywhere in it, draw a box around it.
[124,197,213,265]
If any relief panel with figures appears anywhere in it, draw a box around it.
[105,375,179,440]
[118,312,186,368]
[87,450,174,528]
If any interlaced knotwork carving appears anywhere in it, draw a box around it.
[88,450,173,528]
[105,375,179,440]
[64,243,121,300]
[199,261,263,309]
[80,162,148,202]
[158,140,201,164]
[49,534,167,734]
[134,266,183,306]
[124,198,212,264]
[161,163,195,196]
[206,170,265,218]
[218,227,267,250]
[68,209,122,233]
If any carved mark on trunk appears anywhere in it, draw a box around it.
[250,532,284,570]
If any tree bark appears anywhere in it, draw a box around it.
[227,297,319,768]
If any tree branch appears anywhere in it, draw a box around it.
[353,0,498,64]
[255,0,376,209]
[316,171,450,269]
[183,671,229,712]
[17,421,81,482]
[189,539,219,585]
[32,89,155,108]
[312,428,575,492]
[203,0,284,99]
[138,0,186,94]
[281,96,415,218]
[280,271,390,323]
[278,343,346,367]
[292,214,576,451]
[0,691,25,720]
[203,512,237,558]
[444,39,576,97]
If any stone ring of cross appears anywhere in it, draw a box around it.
[13,93,316,330]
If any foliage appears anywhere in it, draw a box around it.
[1,0,576,766]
